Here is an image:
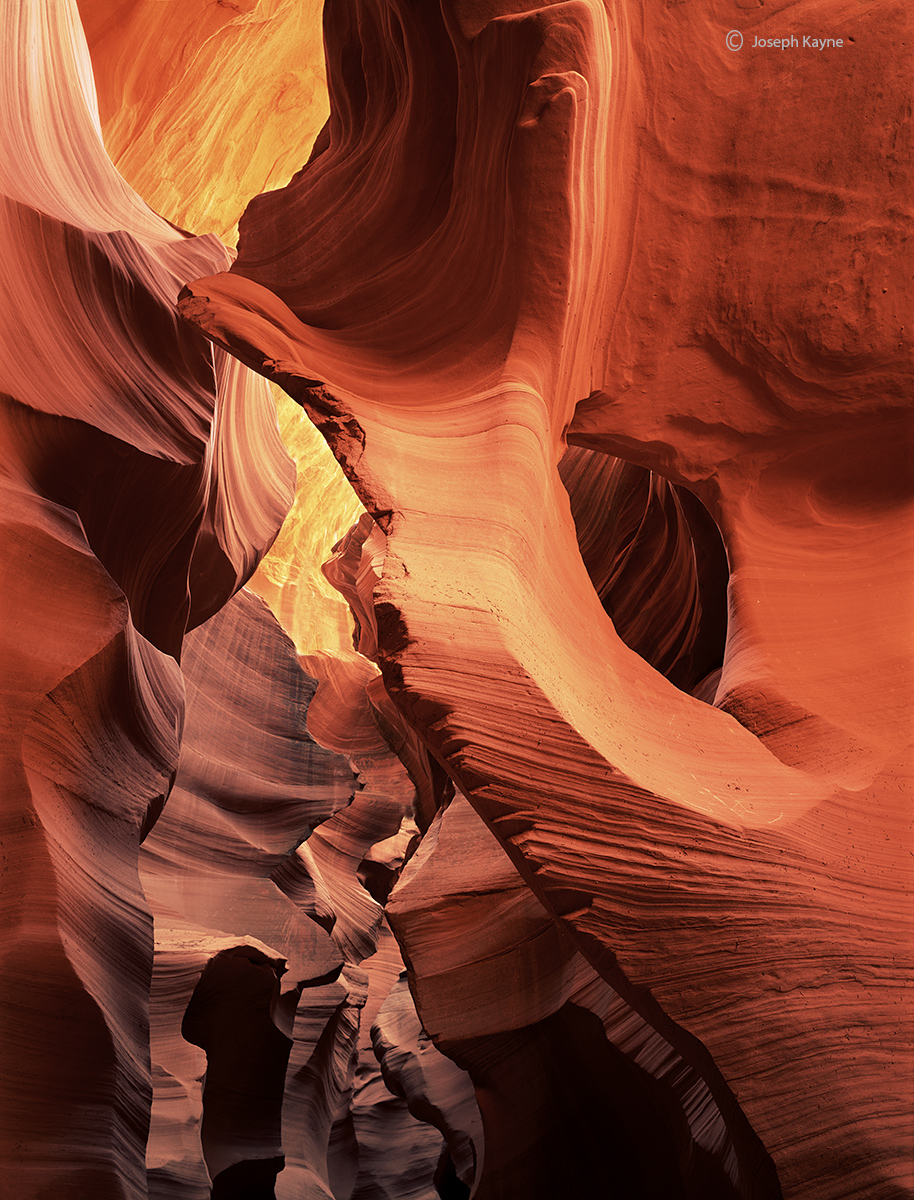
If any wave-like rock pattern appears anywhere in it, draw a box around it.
[147,926,285,1200]
[138,488,459,1198]
[4,0,912,1196]
[179,2,914,1196]
[76,0,366,662]
[371,972,480,1198]
[139,583,454,1198]
[349,926,452,1200]
[1,2,294,652]
[154,540,455,1195]
[139,587,359,1192]
[558,444,729,694]
[245,392,366,657]
[77,0,328,246]
[0,3,295,1194]
[388,791,741,1198]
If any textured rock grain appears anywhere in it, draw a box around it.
[180,2,914,1196]
[1,3,293,1192]
[4,0,912,1196]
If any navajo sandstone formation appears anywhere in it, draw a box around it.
[1,2,911,1199]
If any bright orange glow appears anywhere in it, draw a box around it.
[79,0,365,655]
[247,387,365,656]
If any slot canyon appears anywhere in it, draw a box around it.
[1,2,911,1198]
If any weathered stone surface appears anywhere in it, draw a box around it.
[0,3,292,1193]
[4,1,912,1197]
[179,2,914,1196]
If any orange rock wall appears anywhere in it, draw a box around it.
[78,0,365,660]
[179,1,913,1196]
[2,2,912,1199]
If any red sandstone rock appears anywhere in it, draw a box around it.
[136,579,457,1196]
[139,589,356,1188]
[0,3,292,1193]
[179,2,914,1196]
[76,0,328,246]
[349,925,451,1200]
[147,927,279,1200]
[372,967,482,1193]
[5,0,913,1195]
[77,0,368,665]
[388,791,739,1197]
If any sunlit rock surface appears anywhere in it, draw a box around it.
[77,0,328,247]
[72,4,456,1192]
[75,0,365,662]
[0,2,292,1194]
[3,0,912,1197]
[180,1,914,1197]
[246,393,365,658]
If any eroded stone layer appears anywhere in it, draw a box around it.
[1,3,293,1192]
[77,0,328,246]
[180,2,914,1196]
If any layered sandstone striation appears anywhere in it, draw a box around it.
[0,1,297,1193]
[3,4,477,1196]
[76,0,328,248]
[179,1,914,1197]
[139,589,355,1192]
[76,0,366,662]
[3,0,912,1198]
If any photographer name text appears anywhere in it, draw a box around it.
[752,35,844,49]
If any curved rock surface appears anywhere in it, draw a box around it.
[371,970,480,1197]
[0,2,297,1195]
[76,0,365,662]
[558,444,729,694]
[388,791,739,1198]
[179,2,914,1197]
[245,396,365,658]
[77,0,328,246]
[4,0,912,1197]
[139,585,456,1197]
